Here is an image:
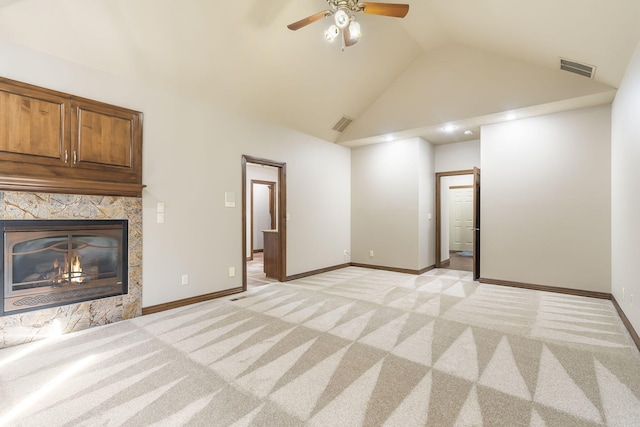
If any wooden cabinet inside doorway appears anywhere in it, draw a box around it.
[262,230,280,279]
[0,77,143,197]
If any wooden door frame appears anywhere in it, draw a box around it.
[242,156,287,289]
[249,180,276,261]
[435,168,481,279]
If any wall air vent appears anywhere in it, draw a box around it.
[332,116,354,133]
[559,58,596,79]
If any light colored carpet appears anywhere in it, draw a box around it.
[1,267,639,426]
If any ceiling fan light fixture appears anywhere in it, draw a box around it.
[348,20,362,39]
[334,9,350,28]
[325,24,339,42]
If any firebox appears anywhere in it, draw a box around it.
[1,220,128,316]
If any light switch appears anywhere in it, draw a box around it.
[225,192,236,208]
[157,213,165,224]
[157,202,165,213]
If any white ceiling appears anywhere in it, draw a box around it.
[1,0,638,146]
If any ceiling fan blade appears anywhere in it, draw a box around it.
[287,9,332,31]
[344,29,358,47]
[358,2,409,18]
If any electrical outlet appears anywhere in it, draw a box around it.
[369,250,374,257]
[181,274,189,285]
[229,267,235,277]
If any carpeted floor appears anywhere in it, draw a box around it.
[247,252,278,289]
[1,267,639,426]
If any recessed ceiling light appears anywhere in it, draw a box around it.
[442,124,457,133]
[464,130,473,136]
[384,134,394,142]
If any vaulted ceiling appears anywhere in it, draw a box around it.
[1,0,639,146]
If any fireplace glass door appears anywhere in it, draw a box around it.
[2,220,127,315]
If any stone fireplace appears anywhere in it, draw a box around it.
[0,192,141,348]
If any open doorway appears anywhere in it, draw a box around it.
[249,180,276,261]
[435,168,481,279]
[242,156,287,290]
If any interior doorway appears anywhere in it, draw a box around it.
[242,156,287,290]
[249,180,276,261]
[435,168,481,279]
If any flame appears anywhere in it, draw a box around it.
[70,254,83,283]
[54,254,84,284]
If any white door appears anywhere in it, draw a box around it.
[449,187,474,252]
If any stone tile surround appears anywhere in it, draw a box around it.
[0,192,142,348]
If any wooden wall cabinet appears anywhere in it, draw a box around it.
[0,77,143,197]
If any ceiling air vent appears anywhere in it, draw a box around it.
[560,58,596,79]
[332,116,353,133]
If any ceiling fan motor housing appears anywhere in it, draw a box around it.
[329,0,364,13]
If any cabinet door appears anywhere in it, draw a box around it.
[71,99,142,182]
[0,80,68,169]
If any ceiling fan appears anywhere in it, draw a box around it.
[287,0,409,48]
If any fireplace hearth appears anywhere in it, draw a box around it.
[1,219,128,316]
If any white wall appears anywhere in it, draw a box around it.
[340,44,614,142]
[611,40,640,334]
[418,140,436,269]
[0,40,351,307]
[481,105,611,293]
[435,139,481,173]
[351,137,435,270]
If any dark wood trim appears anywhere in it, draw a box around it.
[449,185,473,190]
[479,277,640,352]
[473,167,480,280]
[286,263,351,281]
[611,295,640,351]
[242,156,248,288]
[242,155,287,290]
[350,263,435,275]
[417,265,436,274]
[249,180,254,261]
[253,249,264,254]
[0,176,145,197]
[142,287,243,315]
[441,259,450,268]
[139,269,640,353]
[479,277,611,299]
